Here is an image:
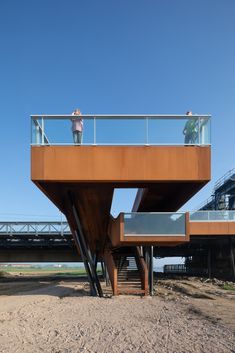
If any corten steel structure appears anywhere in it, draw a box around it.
[30,114,213,296]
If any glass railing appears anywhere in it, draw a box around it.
[190,211,235,221]
[123,212,186,236]
[31,115,211,146]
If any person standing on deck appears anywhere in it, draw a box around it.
[71,108,83,144]
[183,111,198,144]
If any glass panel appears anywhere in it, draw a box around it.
[148,118,188,145]
[96,118,146,144]
[42,118,94,145]
[190,211,235,221]
[31,118,43,144]
[199,117,211,145]
[124,213,186,236]
[190,211,209,221]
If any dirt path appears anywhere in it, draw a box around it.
[0,277,234,353]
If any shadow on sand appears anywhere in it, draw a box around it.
[0,275,111,298]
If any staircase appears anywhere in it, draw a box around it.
[105,247,148,296]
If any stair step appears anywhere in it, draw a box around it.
[118,281,141,284]
[118,272,138,275]
[118,285,142,288]
[119,277,140,279]
[118,289,146,294]
[118,277,141,280]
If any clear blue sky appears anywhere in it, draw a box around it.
[0,0,235,220]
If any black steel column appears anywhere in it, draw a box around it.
[229,237,235,282]
[149,246,154,296]
[69,192,103,297]
[73,230,97,296]
[144,246,153,296]
[207,247,212,279]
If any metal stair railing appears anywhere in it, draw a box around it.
[214,168,235,191]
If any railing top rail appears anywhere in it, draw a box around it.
[31,114,211,120]
[124,211,186,215]
[190,210,235,213]
[0,221,69,225]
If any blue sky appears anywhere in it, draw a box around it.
[0,0,235,220]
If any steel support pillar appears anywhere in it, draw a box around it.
[144,246,153,296]
[149,246,154,296]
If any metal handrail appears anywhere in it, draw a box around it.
[31,114,211,119]
[195,195,214,211]
[125,211,186,214]
[214,168,235,191]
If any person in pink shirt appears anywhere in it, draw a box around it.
[71,108,83,144]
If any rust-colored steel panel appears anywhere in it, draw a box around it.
[190,221,235,236]
[31,146,210,182]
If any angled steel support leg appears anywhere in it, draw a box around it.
[69,194,103,297]
[73,230,97,296]
[101,260,109,286]
[94,253,98,271]
[101,260,105,280]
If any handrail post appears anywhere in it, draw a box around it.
[41,116,44,145]
[198,117,201,145]
[94,116,96,145]
[146,117,149,145]
[35,118,40,145]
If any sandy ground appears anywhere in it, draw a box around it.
[0,276,234,353]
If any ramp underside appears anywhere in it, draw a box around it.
[35,180,207,253]
[133,182,206,212]
[36,182,114,253]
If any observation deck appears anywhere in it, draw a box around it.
[31,114,211,295]
[31,114,211,247]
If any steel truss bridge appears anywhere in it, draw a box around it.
[0,221,72,248]
[0,221,77,262]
